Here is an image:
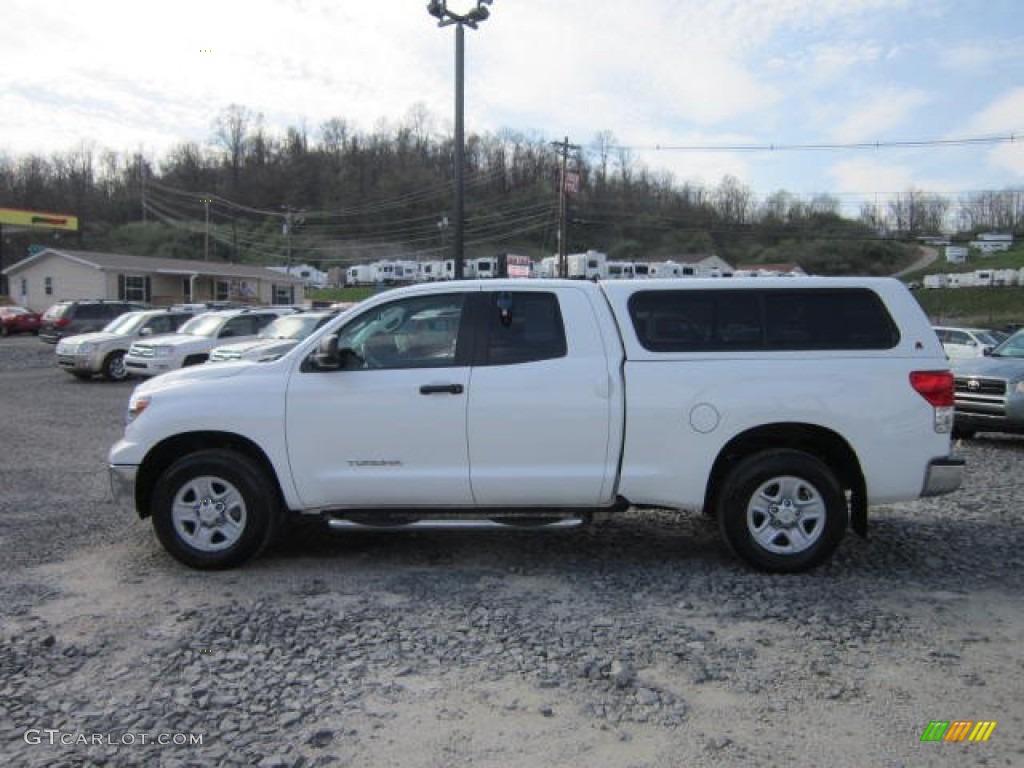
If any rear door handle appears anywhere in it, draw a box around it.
[419,384,464,395]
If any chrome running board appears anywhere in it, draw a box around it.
[326,516,585,532]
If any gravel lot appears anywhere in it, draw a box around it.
[1,334,1022,767]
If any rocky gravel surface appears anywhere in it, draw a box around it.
[1,335,1022,767]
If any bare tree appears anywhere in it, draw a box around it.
[590,130,616,185]
[713,174,754,224]
[214,104,261,191]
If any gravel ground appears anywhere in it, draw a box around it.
[1,334,1022,767]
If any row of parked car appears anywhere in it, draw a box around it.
[74,306,345,381]
[1,298,343,382]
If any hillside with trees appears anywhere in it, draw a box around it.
[1,105,1022,277]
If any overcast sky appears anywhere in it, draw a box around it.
[3,0,1023,213]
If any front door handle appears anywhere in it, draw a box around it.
[419,384,464,395]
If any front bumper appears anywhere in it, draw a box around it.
[57,352,103,374]
[920,456,965,497]
[109,464,139,514]
[124,357,172,377]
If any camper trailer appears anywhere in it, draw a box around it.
[567,250,607,280]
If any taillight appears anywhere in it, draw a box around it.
[55,318,71,327]
[910,370,954,407]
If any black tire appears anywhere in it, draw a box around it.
[151,449,280,569]
[952,425,976,440]
[0,325,8,336]
[102,350,129,381]
[717,449,847,573]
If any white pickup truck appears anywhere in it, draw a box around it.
[108,278,964,572]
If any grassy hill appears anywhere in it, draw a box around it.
[905,244,1024,326]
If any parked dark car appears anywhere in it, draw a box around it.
[0,305,42,336]
[39,300,147,344]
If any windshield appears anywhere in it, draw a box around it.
[258,315,323,340]
[178,314,225,338]
[103,312,148,334]
[974,331,1000,347]
[991,330,1024,358]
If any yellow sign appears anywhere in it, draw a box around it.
[0,207,79,231]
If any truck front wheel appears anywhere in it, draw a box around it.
[717,449,847,573]
[151,449,279,569]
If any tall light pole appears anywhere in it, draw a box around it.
[426,0,493,280]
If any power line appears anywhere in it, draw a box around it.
[619,133,1021,153]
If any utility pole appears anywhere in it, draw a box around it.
[552,136,580,278]
[201,198,211,261]
[139,152,147,224]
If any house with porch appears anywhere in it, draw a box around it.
[2,249,304,312]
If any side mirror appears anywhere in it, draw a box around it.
[312,334,340,370]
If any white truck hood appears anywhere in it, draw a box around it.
[134,359,253,394]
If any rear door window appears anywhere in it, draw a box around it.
[479,291,567,366]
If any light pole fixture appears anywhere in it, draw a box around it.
[426,0,493,280]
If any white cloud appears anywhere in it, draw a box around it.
[963,87,1024,134]
[829,87,932,142]
[828,157,915,197]
[940,40,1024,74]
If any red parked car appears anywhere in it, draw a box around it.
[0,305,42,336]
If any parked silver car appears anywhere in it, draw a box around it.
[953,329,1024,438]
[56,309,197,381]
[208,310,339,362]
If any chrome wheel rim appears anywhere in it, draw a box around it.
[746,475,826,554]
[109,353,127,380]
[171,475,247,552]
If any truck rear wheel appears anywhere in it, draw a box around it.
[717,449,847,573]
[151,449,279,569]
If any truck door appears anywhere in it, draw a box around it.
[285,292,474,508]
[466,288,620,506]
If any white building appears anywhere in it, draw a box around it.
[268,263,328,289]
[945,246,968,264]
[970,233,1013,255]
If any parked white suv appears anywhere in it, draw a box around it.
[124,308,295,377]
[933,326,1000,361]
[56,308,197,381]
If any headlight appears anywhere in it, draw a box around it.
[1015,381,1024,395]
[127,395,152,424]
[153,346,173,358]
[77,342,96,354]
